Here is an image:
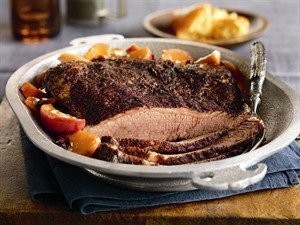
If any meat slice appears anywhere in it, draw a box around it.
[115,130,227,154]
[96,140,155,165]
[84,108,250,141]
[44,58,251,141]
[97,119,263,165]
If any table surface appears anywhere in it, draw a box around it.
[0,0,299,224]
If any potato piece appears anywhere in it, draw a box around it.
[195,50,221,65]
[58,53,89,62]
[211,15,250,39]
[24,96,55,115]
[128,47,152,59]
[110,48,127,58]
[172,4,250,41]
[212,7,229,20]
[173,4,213,39]
[68,130,100,157]
[24,96,40,112]
[183,4,212,36]
[84,43,110,60]
[161,49,193,65]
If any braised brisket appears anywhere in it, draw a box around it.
[43,58,264,165]
[97,119,263,165]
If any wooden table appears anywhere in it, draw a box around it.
[0,0,299,224]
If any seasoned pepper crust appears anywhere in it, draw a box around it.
[43,57,264,164]
[44,58,247,125]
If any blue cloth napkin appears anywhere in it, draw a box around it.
[20,131,300,214]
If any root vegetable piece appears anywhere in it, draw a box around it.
[128,47,152,59]
[126,44,140,53]
[195,50,221,65]
[24,97,56,113]
[24,97,40,112]
[40,104,86,135]
[67,130,100,156]
[84,43,110,60]
[20,82,44,99]
[161,48,193,65]
[58,53,90,63]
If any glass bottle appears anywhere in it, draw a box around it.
[10,0,61,43]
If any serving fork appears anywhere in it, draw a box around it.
[246,41,267,152]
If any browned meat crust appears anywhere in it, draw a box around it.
[44,58,264,164]
[44,58,246,125]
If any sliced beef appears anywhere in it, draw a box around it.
[115,130,227,154]
[44,58,250,141]
[44,58,265,164]
[97,119,263,165]
[84,108,250,141]
[97,141,155,165]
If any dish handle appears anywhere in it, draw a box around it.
[69,34,125,46]
[191,163,267,191]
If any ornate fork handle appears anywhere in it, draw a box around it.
[250,41,267,116]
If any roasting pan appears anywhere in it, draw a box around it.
[5,35,300,191]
